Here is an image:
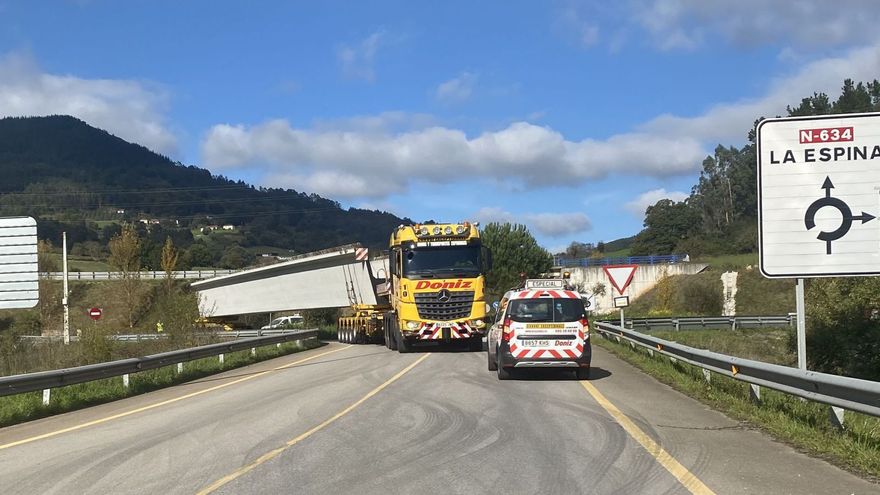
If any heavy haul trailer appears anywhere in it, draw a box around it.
[337,222,492,353]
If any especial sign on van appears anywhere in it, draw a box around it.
[758,112,880,278]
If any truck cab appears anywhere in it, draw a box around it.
[487,279,592,380]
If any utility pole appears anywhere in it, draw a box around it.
[62,231,70,345]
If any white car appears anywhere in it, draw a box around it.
[487,279,592,380]
[261,315,304,330]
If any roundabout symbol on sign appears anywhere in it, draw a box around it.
[804,176,875,255]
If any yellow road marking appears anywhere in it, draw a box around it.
[0,345,353,451]
[580,380,716,495]
[197,353,430,495]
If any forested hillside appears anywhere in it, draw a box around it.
[630,78,880,256]
[0,116,409,268]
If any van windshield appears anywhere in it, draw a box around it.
[507,298,586,323]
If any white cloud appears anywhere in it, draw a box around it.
[641,43,880,145]
[633,0,880,50]
[624,188,689,217]
[201,41,880,202]
[0,52,176,154]
[201,118,704,199]
[557,6,602,48]
[435,72,477,103]
[337,30,385,82]
[473,207,592,238]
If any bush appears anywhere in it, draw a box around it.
[804,278,880,380]
[677,275,723,315]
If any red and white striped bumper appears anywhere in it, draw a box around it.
[417,322,474,340]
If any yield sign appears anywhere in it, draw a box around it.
[603,265,638,295]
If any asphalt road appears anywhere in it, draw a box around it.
[0,342,876,494]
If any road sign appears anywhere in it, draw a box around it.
[603,265,638,295]
[758,112,880,277]
[0,216,39,309]
[89,307,103,321]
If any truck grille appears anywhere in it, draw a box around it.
[415,290,475,321]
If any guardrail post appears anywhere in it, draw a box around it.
[749,384,761,404]
[647,348,654,357]
[122,374,129,388]
[219,353,225,365]
[276,343,281,349]
[42,389,51,406]
[829,406,846,430]
[702,369,711,384]
[674,319,680,331]
[251,347,256,356]
[177,362,183,374]
[731,318,736,331]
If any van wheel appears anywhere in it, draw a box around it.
[576,367,591,380]
[497,363,512,380]
[487,349,497,371]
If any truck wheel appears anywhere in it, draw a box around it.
[576,367,591,380]
[397,329,411,353]
[388,324,398,351]
[497,363,512,380]
[487,348,497,371]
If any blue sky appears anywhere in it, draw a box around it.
[2,1,880,253]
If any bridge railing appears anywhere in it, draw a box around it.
[554,254,686,267]
[0,329,318,399]
[41,269,237,281]
[593,322,880,427]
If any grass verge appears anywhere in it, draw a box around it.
[0,338,322,428]
[594,334,880,480]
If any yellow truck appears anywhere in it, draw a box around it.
[338,222,492,352]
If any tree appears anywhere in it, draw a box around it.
[187,242,213,268]
[219,244,251,269]
[109,224,142,328]
[160,236,179,294]
[481,223,552,298]
[630,199,700,255]
[565,241,593,258]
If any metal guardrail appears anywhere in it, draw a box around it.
[42,269,236,281]
[18,329,306,343]
[612,315,794,332]
[0,329,318,397]
[593,322,880,420]
[554,254,686,267]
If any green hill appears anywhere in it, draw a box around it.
[0,115,410,267]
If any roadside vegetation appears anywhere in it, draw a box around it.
[594,335,880,479]
[0,339,320,428]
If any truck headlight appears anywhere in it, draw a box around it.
[405,321,420,330]
[470,319,486,329]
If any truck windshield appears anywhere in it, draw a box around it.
[403,245,481,277]
[507,298,586,323]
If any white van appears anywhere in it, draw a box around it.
[261,314,304,330]
[487,279,591,380]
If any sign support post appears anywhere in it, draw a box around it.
[796,278,807,370]
[62,231,70,345]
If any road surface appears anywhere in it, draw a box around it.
[0,342,875,494]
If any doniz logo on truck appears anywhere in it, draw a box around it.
[414,280,474,290]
